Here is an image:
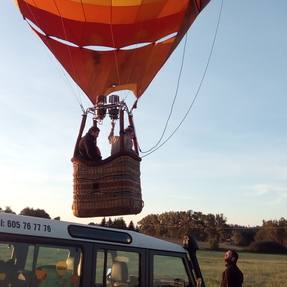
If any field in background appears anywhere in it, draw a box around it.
[197,250,287,287]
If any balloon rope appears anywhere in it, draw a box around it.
[51,0,84,101]
[139,34,188,154]
[21,1,84,111]
[53,0,83,110]
[80,0,87,22]
[109,2,121,87]
[125,1,145,86]
[141,0,224,158]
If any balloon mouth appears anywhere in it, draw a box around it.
[26,18,177,52]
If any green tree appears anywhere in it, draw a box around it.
[255,218,287,246]
[107,218,113,227]
[203,213,227,248]
[3,206,16,214]
[138,214,161,236]
[128,221,135,230]
[101,217,107,227]
[138,210,228,243]
[232,228,256,246]
[19,207,50,219]
[112,218,127,229]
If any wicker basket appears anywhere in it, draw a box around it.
[72,153,143,217]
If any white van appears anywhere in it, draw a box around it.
[0,212,204,287]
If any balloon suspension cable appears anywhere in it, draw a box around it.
[80,103,86,114]
[131,100,138,113]
[21,4,84,112]
[139,33,188,154]
[51,0,85,107]
[141,0,224,158]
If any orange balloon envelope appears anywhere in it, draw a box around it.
[16,0,210,104]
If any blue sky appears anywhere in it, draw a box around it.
[0,0,286,226]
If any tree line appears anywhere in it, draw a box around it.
[138,211,287,253]
[1,206,286,253]
[0,206,51,219]
[90,217,139,231]
[138,211,229,249]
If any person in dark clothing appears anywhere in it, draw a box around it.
[78,126,102,161]
[220,250,243,287]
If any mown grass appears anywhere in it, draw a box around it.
[197,250,287,287]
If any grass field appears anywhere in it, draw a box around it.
[197,250,287,287]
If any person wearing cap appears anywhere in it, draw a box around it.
[220,250,243,287]
[78,126,102,161]
[108,122,135,155]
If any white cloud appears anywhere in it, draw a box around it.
[244,184,287,202]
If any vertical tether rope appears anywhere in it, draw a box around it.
[125,0,145,90]
[51,0,85,109]
[140,33,188,153]
[22,0,84,111]
[141,0,224,158]
[109,0,121,88]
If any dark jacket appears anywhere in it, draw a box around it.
[78,133,101,161]
[221,263,243,287]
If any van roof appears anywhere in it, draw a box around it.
[0,212,185,253]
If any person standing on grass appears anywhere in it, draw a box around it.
[220,249,243,287]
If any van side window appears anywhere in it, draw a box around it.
[94,249,140,287]
[36,246,82,287]
[0,243,13,261]
[0,242,35,287]
[153,255,189,287]
[0,241,82,287]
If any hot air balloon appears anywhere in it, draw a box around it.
[15,0,211,217]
